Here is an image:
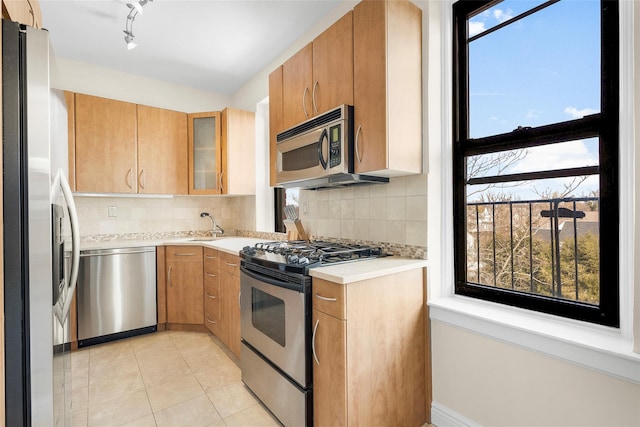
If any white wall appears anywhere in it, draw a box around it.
[53,58,230,113]
[432,321,640,427]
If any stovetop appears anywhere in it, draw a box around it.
[240,240,386,276]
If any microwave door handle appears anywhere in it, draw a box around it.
[317,128,328,169]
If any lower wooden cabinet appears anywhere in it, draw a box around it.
[220,252,241,358]
[203,248,221,336]
[166,246,204,324]
[312,269,427,426]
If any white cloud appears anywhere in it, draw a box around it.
[525,110,540,119]
[493,9,514,23]
[564,106,598,119]
[468,20,486,37]
[508,140,598,175]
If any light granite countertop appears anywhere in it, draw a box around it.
[80,236,269,256]
[308,256,428,284]
[80,237,427,282]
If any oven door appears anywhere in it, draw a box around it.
[240,267,310,388]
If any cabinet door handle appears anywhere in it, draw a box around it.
[225,261,238,267]
[138,169,145,190]
[312,319,320,366]
[315,293,337,302]
[126,168,133,188]
[206,293,216,299]
[312,81,319,114]
[205,272,216,278]
[238,291,241,309]
[219,171,224,193]
[175,253,196,256]
[355,125,363,164]
[302,87,310,118]
[206,317,217,324]
[168,265,173,287]
[205,255,217,260]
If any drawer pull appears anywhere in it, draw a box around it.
[205,272,216,278]
[205,255,217,260]
[315,293,337,302]
[175,253,196,256]
[206,317,216,324]
[312,319,320,366]
[224,261,238,267]
[206,293,216,299]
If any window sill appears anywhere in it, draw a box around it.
[428,295,640,385]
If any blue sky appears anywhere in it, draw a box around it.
[466,0,601,201]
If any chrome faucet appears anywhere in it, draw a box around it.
[200,212,224,237]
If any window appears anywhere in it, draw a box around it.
[452,0,619,326]
[274,188,300,233]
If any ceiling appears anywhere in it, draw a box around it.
[39,0,342,95]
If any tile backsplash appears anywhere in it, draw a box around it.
[298,174,427,250]
[74,195,256,238]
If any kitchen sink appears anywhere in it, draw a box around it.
[188,237,217,242]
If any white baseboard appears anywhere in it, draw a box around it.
[431,401,482,427]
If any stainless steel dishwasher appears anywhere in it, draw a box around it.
[77,246,157,347]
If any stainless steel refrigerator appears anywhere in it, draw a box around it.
[3,20,80,426]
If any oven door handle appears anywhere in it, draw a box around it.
[240,265,304,292]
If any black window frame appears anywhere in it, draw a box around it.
[452,0,619,327]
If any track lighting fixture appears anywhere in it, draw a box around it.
[123,0,153,50]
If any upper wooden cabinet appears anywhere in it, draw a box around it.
[75,94,138,193]
[188,108,256,195]
[188,111,222,195]
[64,91,76,191]
[281,11,353,131]
[74,93,188,194]
[268,67,283,187]
[137,105,188,195]
[353,0,422,176]
[3,0,42,28]
[221,107,255,195]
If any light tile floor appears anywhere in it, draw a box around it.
[71,330,281,426]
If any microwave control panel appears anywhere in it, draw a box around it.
[329,124,341,168]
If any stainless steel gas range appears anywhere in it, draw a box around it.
[239,241,385,427]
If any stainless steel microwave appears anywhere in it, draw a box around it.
[275,105,388,189]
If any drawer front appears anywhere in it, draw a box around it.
[204,248,220,268]
[204,277,220,298]
[204,265,219,282]
[220,252,240,276]
[312,279,346,320]
[166,245,203,262]
[204,296,221,334]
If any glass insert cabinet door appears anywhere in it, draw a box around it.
[188,111,223,194]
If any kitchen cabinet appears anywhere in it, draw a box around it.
[74,94,188,194]
[268,66,283,187]
[74,94,137,193]
[353,0,422,176]
[281,11,353,131]
[220,107,255,195]
[188,112,222,194]
[156,246,167,329]
[165,246,204,325]
[3,0,42,28]
[219,252,241,358]
[312,269,427,426]
[203,248,221,336]
[137,105,188,195]
[64,91,76,191]
[188,109,256,195]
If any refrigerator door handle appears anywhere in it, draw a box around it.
[52,169,80,322]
